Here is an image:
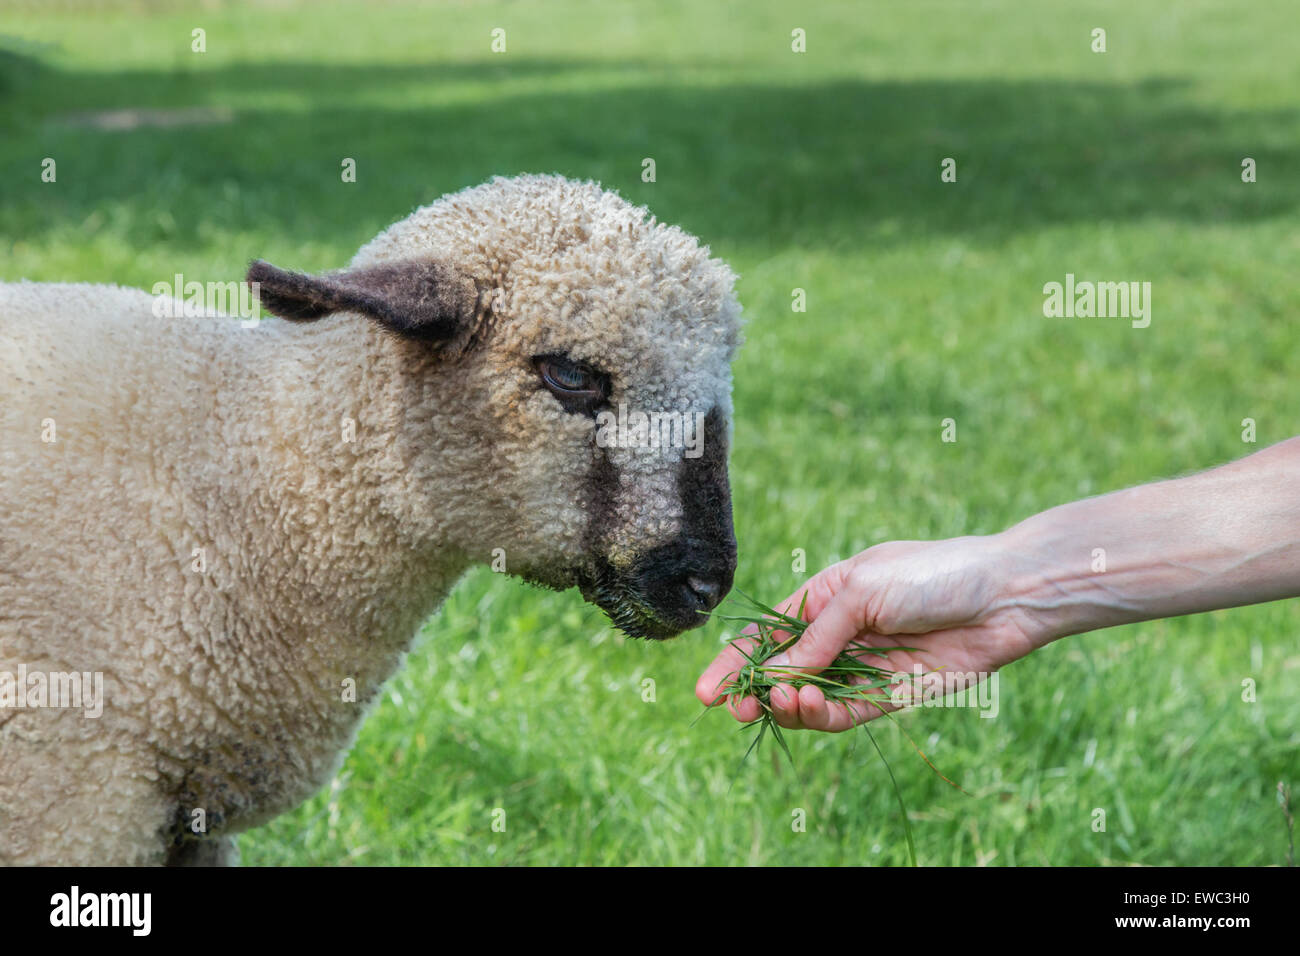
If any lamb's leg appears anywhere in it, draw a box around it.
[0,713,174,865]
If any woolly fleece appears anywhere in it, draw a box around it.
[0,175,741,865]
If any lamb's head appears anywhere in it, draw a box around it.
[248,175,742,639]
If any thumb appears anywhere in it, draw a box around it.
[766,585,868,676]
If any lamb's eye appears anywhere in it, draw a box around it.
[544,359,593,392]
[533,355,609,414]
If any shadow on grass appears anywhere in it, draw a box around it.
[1,49,1296,262]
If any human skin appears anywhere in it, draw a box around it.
[697,437,1300,731]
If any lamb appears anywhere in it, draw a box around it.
[0,174,742,865]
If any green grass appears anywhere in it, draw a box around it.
[704,590,963,867]
[3,0,1298,865]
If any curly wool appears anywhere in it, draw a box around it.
[0,175,741,865]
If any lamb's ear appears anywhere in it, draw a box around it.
[246,259,482,342]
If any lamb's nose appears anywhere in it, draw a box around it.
[686,575,726,611]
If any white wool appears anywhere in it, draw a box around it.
[0,175,741,865]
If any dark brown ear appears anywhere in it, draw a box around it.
[246,258,481,343]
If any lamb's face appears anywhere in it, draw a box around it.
[464,241,741,640]
[250,175,742,640]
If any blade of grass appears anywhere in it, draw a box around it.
[864,722,917,866]
[698,590,970,862]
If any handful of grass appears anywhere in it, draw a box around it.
[703,590,963,866]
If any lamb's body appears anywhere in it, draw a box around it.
[0,175,741,865]
[0,284,461,863]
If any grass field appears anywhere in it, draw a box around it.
[3,0,1297,865]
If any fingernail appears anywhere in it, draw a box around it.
[765,652,790,670]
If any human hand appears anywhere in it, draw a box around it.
[695,535,1045,731]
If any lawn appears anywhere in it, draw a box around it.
[2,0,1297,865]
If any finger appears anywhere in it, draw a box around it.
[771,580,872,676]
[768,560,854,626]
[796,684,863,732]
[726,693,761,723]
[769,683,802,729]
[823,690,897,731]
[796,682,901,732]
[797,684,831,730]
[695,636,760,706]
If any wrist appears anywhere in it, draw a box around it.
[986,439,1300,646]
[988,510,1118,646]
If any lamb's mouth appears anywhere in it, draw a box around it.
[519,553,723,641]
[577,580,686,641]
[573,559,713,641]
